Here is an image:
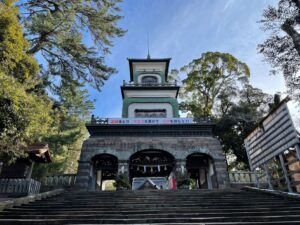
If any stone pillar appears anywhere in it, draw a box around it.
[214,158,230,189]
[117,160,130,189]
[175,160,186,176]
[75,160,92,190]
[207,159,213,190]
[118,160,129,176]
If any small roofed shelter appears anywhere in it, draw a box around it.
[0,143,51,179]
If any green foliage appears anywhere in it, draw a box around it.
[0,72,53,164]
[258,0,300,103]
[177,173,197,189]
[33,85,94,178]
[20,0,125,91]
[0,0,123,176]
[0,0,39,85]
[113,174,131,189]
[180,52,250,118]
[214,84,272,169]
[0,1,53,164]
[178,52,271,169]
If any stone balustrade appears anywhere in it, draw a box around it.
[41,174,76,187]
[229,171,267,184]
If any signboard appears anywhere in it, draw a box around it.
[244,100,299,170]
[108,118,194,125]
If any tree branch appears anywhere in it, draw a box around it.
[281,19,300,56]
[292,0,300,9]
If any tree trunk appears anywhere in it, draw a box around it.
[281,20,300,57]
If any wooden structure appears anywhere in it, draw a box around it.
[244,98,300,192]
[0,143,51,195]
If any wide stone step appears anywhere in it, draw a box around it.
[42,198,280,202]
[3,206,300,215]
[66,222,300,225]
[2,210,300,219]
[7,204,300,212]
[15,202,298,209]
[1,215,300,225]
[40,199,281,204]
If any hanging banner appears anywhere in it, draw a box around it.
[108,118,194,125]
[244,99,300,170]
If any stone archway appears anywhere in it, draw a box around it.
[129,149,175,189]
[91,154,118,190]
[186,153,217,189]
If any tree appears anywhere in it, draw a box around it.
[0,73,53,163]
[15,0,124,175]
[215,84,272,169]
[180,52,250,118]
[0,0,123,174]
[0,0,39,85]
[0,0,53,164]
[258,0,300,102]
[18,0,125,91]
[32,84,94,178]
[177,52,272,168]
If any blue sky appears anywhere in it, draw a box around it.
[87,0,298,123]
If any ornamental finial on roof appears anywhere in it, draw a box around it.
[147,31,151,60]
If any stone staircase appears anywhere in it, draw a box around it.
[0,189,300,224]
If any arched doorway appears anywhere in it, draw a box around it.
[129,150,175,189]
[186,153,216,189]
[92,154,118,190]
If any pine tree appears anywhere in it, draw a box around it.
[19,0,125,92]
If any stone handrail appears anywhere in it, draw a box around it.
[0,178,41,195]
[229,171,267,184]
[41,174,76,187]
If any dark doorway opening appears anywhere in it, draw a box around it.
[129,150,175,181]
[186,153,216,189]
[92,154,118,190]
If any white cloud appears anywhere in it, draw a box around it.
[223,0,235,12]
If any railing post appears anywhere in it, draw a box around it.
[26,161,35,180]
[263,164,274,190]
[249,172,252,183]
[295,144,300,162]
[254,171,260,188]
[28,179,32,195]
[279,154,293,192]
